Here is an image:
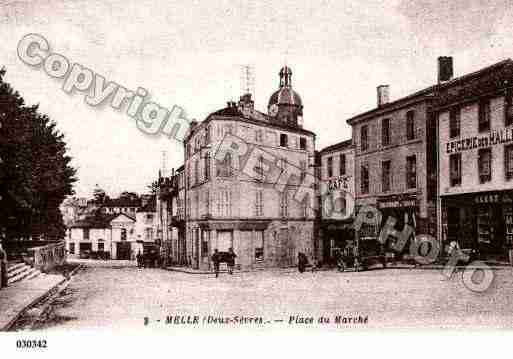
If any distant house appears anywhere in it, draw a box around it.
[60,196,95,227]
[135,198,157,244]
[67,212,146,260]
[100,197,141,217]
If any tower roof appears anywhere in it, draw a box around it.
[268,66,302,108]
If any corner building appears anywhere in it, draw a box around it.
[183,67,317,270]
[437,59,513,261]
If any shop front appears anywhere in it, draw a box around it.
[320,219,355,266]
[376,194,419,255]
[442,190,513,261]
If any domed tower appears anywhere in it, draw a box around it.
[268,66,304,127]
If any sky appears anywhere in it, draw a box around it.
[1,0,513,198]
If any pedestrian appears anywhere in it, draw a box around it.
[136,250,142,268]
[297,252,308,273]
[211,249,220,278]
[227,247,237,275]
[0,241,8,289]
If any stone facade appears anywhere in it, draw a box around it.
[182,67,316,270]
[318,140,356,262]
[347,88,438,240]
[437,59,513,259]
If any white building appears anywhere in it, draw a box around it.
[67,212,148,260]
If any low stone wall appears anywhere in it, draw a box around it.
[27,241,66,272]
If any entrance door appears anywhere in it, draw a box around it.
[278,228,293,267]
[216,230,232,252]
[116,242,131,260]
[79,243,92,258]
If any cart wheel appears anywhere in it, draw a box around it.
[338,261,345,272]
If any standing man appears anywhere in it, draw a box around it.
[297,252,308,273]
[227,247,237,275]
[0,241,8,288]
[211,249,220,278]
[136,250,142,268]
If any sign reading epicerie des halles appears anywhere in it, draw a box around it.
[446,127,513,154]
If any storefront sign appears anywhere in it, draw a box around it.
[326,175,351,192]
[377,195,417,209]
[446,128,513,154]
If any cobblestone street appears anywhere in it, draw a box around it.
[23,262,512,331]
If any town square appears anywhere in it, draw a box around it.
[1,3,513,357]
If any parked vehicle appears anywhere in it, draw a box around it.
[335,236,387,272]
[142,244,160,268]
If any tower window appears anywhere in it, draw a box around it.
[361,165,369,194]
[478,148,492,183]
[361,125,368,151]
[382,118,390,146]
[479,99,491,132]
[450,107,460,138]
[204,152,210,181]
[450,153,462,186]
[280,133,288,147]
[406,155,416,189]
[205,126,211,144]
[382,160,391,192]
[406,111,415,140]
[194,159,199,184]
[327,157,333,178]
[339,154,346,176]
[299,137,307,150]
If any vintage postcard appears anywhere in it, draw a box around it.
[1,0,512,356]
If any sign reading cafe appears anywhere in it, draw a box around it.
[446,127,513,154]
[326,175,350,192]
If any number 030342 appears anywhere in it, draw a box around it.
[16,339,47,349]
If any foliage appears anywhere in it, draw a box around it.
[0,68,77,241]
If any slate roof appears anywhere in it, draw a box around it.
[320,139,353,154]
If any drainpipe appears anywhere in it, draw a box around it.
[436,111,442,257]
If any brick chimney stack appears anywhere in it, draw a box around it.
[438,56,454,83]
[377,85,390,107]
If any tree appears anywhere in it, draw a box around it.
[147,180,159,196]
[0,68,76,241]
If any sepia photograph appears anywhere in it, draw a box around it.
[1,0,512,356]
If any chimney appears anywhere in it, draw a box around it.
[438,56,453,83]
[238,93,254,116]
[377,85,390,107]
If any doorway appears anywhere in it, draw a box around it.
[116,242,131,260]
